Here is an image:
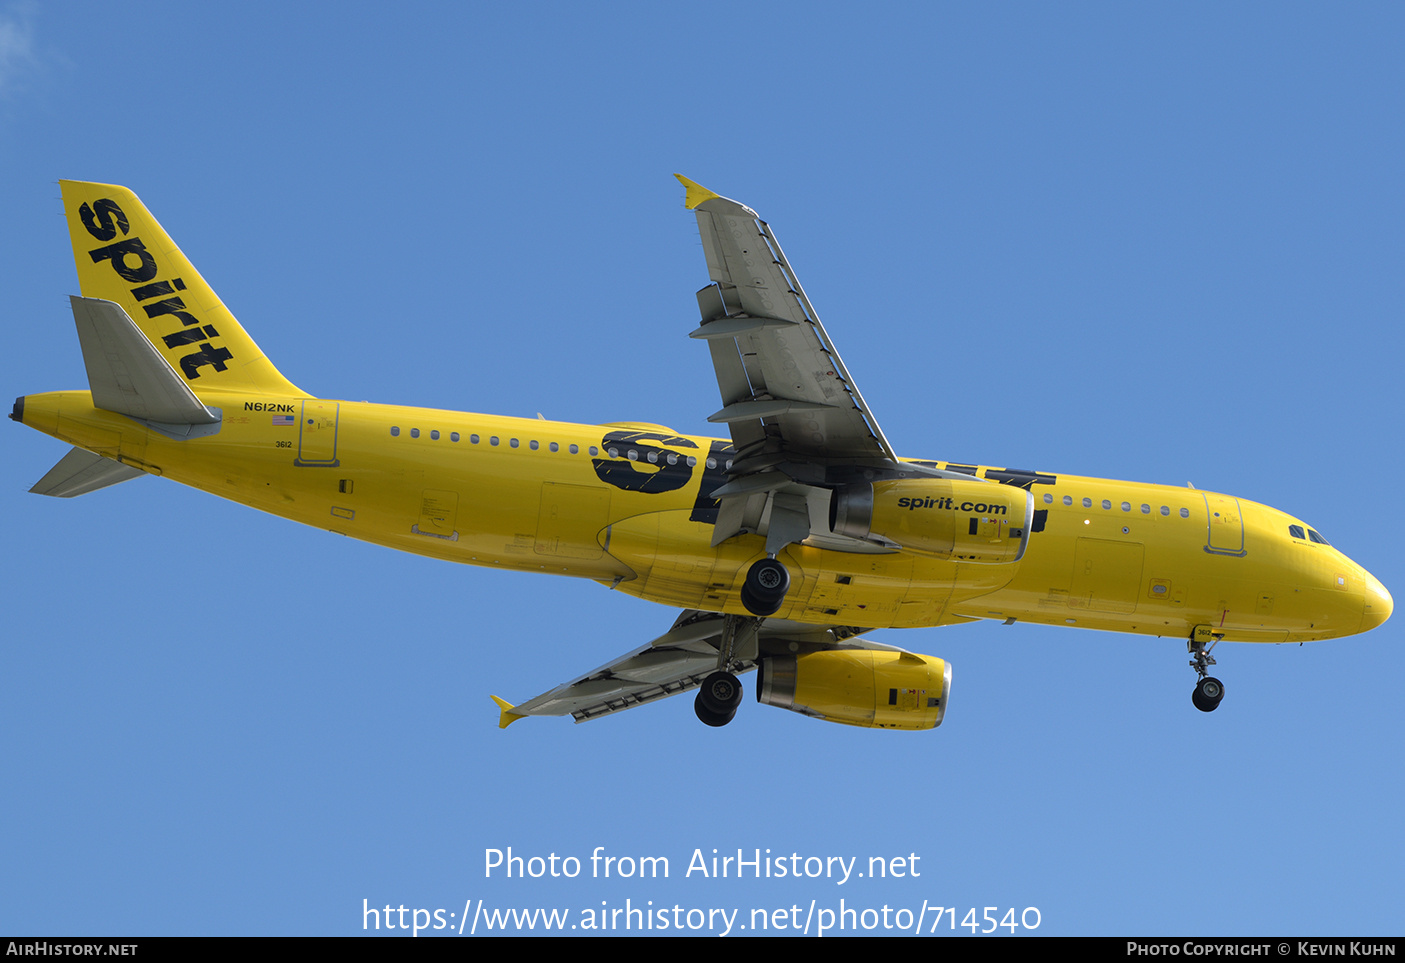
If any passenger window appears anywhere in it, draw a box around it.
[410,428,420,438]
[510,438,519,448]
[1063,495,1073,506]
[569,444,578,454]
[1140,504,1150,514]
[589,446,599,456]
[1082,498,1092,508]
[490,436,500,446]
[529,440,538,450]
[470,434,480,444]
[549,442,558,452]
[390,426,400,437]
[1179,508,1189,518]
[1121,502,1131,512]
[451,432,460,442]
[1102,500,1111,510]
[1160,505,1169,516]
[430,430,440,440]
[1043,493,1053,504]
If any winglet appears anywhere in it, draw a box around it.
[674,174,721,210]
[490,695,526,729]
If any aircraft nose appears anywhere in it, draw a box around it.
[1361,574,1393,633]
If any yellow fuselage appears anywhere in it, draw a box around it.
[21,387,1389,645]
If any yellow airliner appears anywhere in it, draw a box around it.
[13,177,1392,730]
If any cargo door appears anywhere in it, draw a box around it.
[1069,537,1144,614]
[535,483,610,559]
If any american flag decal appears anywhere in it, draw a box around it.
[272,415,295,426]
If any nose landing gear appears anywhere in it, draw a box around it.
[1192,675,1225,712]
[1188,629,1225,712]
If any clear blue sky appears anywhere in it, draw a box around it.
[2,2,1401,936]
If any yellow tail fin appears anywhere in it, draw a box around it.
[59,180,303,397]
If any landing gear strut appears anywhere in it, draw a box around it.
[693,613,759,727]
[740,557,790,617]
[1188,631,1225,713]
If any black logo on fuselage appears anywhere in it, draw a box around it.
[78,198,233,381]
[591,430,737,526]
[591,429,698,494]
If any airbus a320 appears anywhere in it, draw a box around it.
[13,176,1392,730]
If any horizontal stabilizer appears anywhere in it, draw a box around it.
[71,296,222,437]
[30,447,144,497]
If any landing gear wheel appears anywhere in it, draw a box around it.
[1192,676,1225,713]
[739,584,776,617]
[694,691,737,727]
[741,558,790,617]
[699,670,743,714]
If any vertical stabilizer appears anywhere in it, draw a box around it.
[59,181,304,397]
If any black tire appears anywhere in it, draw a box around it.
[742,558,790,615]
[740,582,781,617]
[699,670,743,714]
[1192,676,1225,712]
[694,691,736,727]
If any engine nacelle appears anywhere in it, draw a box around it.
[830,478,1032,563]
[756,650,952,730]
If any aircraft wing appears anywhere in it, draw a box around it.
[679,175,897,467]
[493,610,898,726]
[677,177,975,551]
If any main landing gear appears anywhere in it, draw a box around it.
[694,670,744,727]
[740,557,790,617]
[1188,631,1225,713]
[692,558,792,726]
[693,613,760,728]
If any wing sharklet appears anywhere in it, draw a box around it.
[490,696,526,729]
[674,173,754,216]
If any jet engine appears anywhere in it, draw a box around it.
[756,650,952,730]
[829,478,1032,563]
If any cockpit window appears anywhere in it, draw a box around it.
[1288,525,1306,540]
[1307,529,1330,545]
